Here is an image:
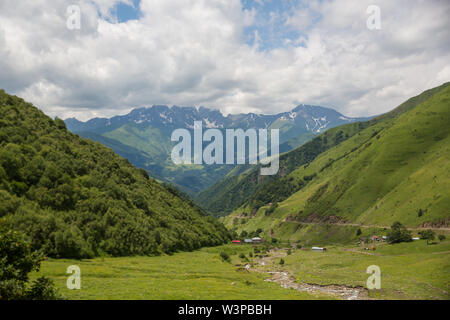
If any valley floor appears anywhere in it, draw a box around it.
[32,240,449,300]
[249,240,449,300]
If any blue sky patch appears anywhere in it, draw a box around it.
[116,0,141,22]
[241,0,315,50]
[99,0,141,23]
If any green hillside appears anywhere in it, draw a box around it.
[0,90,230,259]
[196,121,372,216]
[223,83,450,240]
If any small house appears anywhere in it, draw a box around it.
[232,240,241,244]
[370,235,380,241]
[412,237,420,241]
[312,246,326,252]
[244,239,253,243]
[251,237,263,243]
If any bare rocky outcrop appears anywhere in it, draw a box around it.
[420,218,450,228]
[285,211,348,224]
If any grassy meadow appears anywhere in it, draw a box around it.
[31,244,329,300]
[31,239,449,300]
[282,239,450,300]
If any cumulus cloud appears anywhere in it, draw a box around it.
[0,0,449,120]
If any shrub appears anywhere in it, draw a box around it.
[438,235,446,241]
[240,231,248,239]
[419,230,436,244]
[418,230,435,240]
[279,258,285,265]
[418,209,424,217]
[356,228,362,236]
[387,222,412,244]
[220,252,230,263]
[265,202,278,216]
[287,249,292,255]
[25,276,60,300]
[0,228,60,300]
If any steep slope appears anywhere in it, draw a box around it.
[196,122,371,216]
[223,83,450,240]
[66,104,369,195]
[0,90,230,259]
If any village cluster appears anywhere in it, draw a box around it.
[230,233,424,252]
[231,237,328,252]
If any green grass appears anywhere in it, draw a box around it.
[33,241,450,300]
[31,245,330,300]
[282,240,450,300]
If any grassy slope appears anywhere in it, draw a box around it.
[103,124,171,161]
[196,122,368,216]
[223,83,450,239]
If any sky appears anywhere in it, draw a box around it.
[0,0,449,121]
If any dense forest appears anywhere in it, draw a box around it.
[0,90,231,259]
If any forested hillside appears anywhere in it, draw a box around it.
[0,90,230,259]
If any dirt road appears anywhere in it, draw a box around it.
[282,220,450,232]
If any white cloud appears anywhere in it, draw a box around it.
[0,0,449,121]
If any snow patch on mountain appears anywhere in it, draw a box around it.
[204,118,221,128]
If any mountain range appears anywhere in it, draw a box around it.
[65,104,371,195]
